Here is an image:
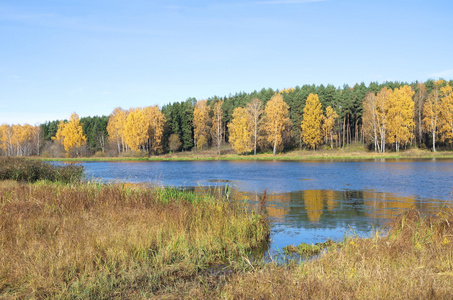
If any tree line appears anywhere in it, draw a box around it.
[1,79,452,157]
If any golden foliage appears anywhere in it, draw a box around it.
[279,87,295,94]
[363,88,392,153]
[322,106,338,148]
[386,85,415,151]
[107,107,128,153]
[439,83,453,143]
[108,106,165,154]
[301,93,323,150]
[0,123,41,156]
[246,98,263,155]
[52,113,87,157]
[124,107,148,151]
[263,94,291,155]
[193,100,210,150]
[228,107,253,154]
[145,106,166,154]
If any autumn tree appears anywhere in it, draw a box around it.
[193,100,210,150]
[263,94,291,155]
[301,93,323,150]
[423,80,443,152]
[169,134,182,152]
[386,85,415,151]
[107,107,128,154]
[210,100,223,155]
[363,92,379,151]
[228,107,252,154]
[0,124,13,156]
[0,124,41,156]
[439,82,453,145]
[145,106,166,154]
[124,108,148,152]
[375,87,392,153]
[52,113,87,157]
[322,106,338,149]
[246,98,263,155]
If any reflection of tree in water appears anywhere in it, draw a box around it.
[188,185,449,229]
[304,190,324,222]
[325,190,337,211]
[265,193,291,220]
[364,191,415,219]
[341,190,365,213]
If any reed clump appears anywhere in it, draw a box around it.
[0,157,84,183]
[0,181,269,298]
[283,240,337,257]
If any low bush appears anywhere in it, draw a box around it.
[0,157,84,183]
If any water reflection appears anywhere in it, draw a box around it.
[185,186,449,250]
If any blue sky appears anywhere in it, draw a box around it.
[1,0,452,124]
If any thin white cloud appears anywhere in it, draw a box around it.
[255,0,325,4]
[429,69,453,78]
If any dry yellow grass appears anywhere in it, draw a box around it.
[0,181,268,298]
[161,210,453,299]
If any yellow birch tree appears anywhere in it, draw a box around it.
[145,106,166,154]
[246,98,263,155]
[124,107,148,152]
[439,83,453,145]
[53,113,87,157]
[376,87,392,153]
[107,107,128,154]
[0,124,13,156]
[193,100,210,150]
[228,107,253,154]
[263,94,291,155]
[386,85,415,151]
[362,92,379,151]
[322,106,338,149]
[301,93,323,150]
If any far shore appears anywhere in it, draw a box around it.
[36,147,453,162]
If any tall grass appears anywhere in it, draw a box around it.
[185,209,453,299]
[0,181,269,298]
[0,157,84,183]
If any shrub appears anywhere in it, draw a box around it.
[0,157,84,183]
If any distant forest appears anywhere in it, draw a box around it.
[1,79,453,157]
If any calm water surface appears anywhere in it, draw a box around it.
[78,159,453,251]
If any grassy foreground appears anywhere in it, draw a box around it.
[151,210,453,299]
[215,210,453,299]
[0,180,268,298]
[2,181,453,299]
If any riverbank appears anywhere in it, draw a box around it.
[201,210,453,299]
[0,180,269,298]
[38,146,453,162]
